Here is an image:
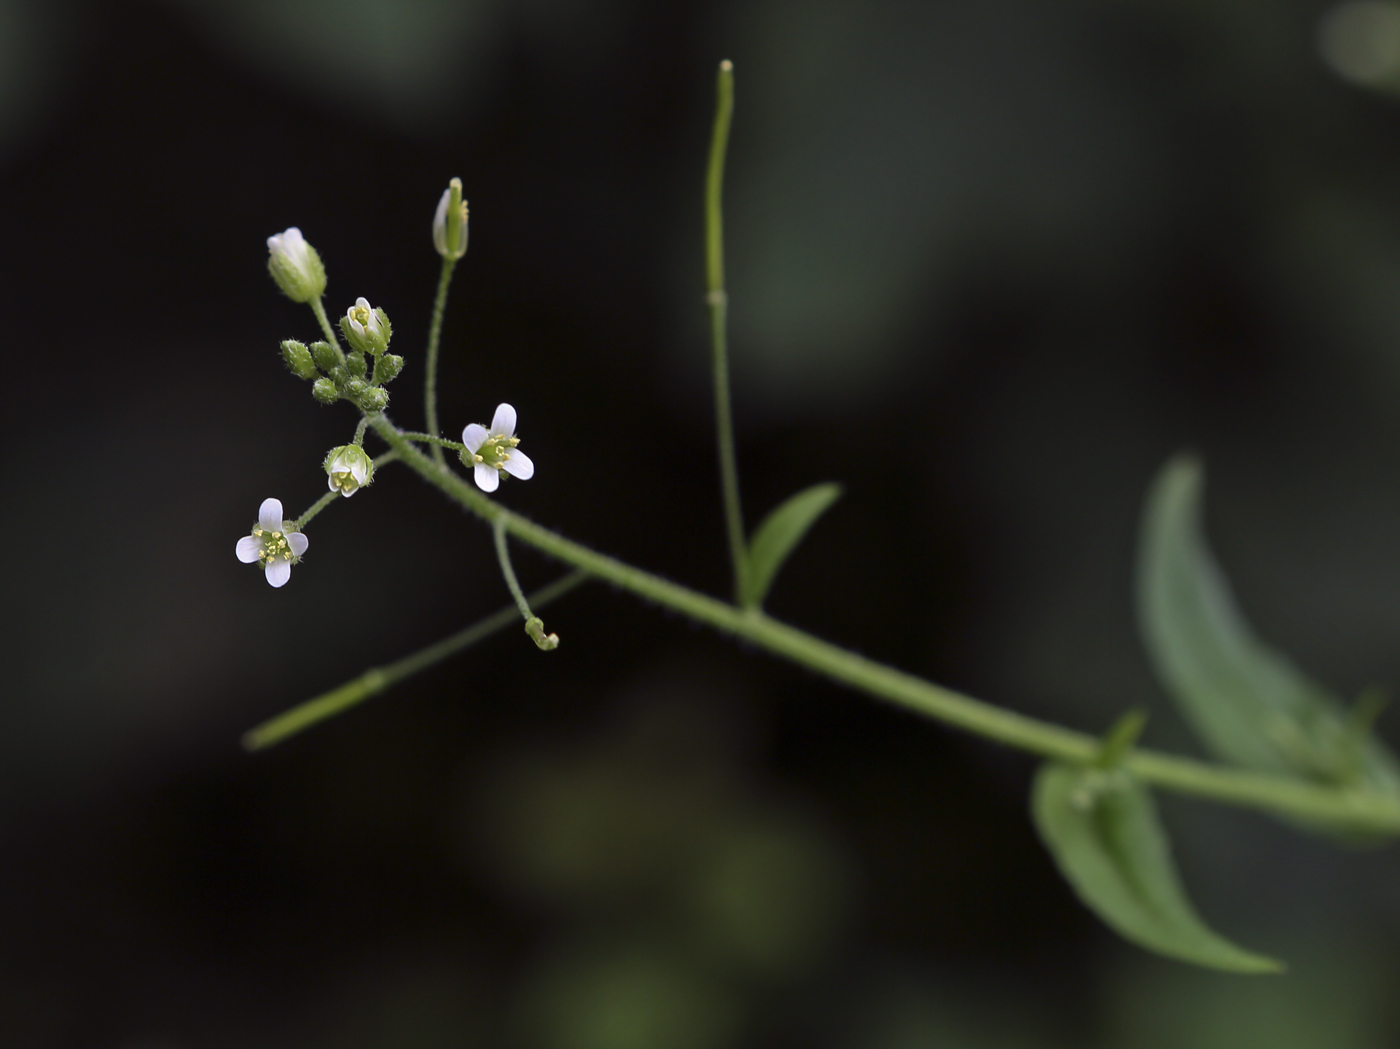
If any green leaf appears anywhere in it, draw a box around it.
[1032,762,1284,973]
[1136,456,1400,801]
[740,483,842,609]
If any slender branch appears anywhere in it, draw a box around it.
[398,431,467,453]
[366,413,1400,833]
[706,60,747,603]
[242,570,588,750]
[352,416,369,447]
[424,257,458,467]
[309,297,346,367]
[493,518,533,620]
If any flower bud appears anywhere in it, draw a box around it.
[340,297,391,355]
[266,227,327,303]
[359,387,390,412]
[433,178,469,260]
[347,352,367,378]
[281,339,319,380]
[312,377,339,404]
[345,377,368,400]
[323,444,375,497]
[373,353,404,385]
[310,341,338,371]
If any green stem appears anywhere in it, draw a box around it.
[706,60,747,603]
[398,432,467,453]
[366,413,1400,833]
[352,416,369,447]
[242,570,589,750]
[309,297,347,368]
[493,518,534,621]
[424,257,458,467]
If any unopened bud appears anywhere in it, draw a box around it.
[359,387,389,412]
[432,178,469,260]
[347,352,367,378]
[281,339,318,380]
[323,444,375,497]
[312,377,338,404]
[266,227,327,303]
[525,617,559,651]
[373,353,404,385]
[345,377,368,400]
[310,341,338,370]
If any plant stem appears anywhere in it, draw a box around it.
[309,297,346,367]
[352,416,369,447]
[399,432,467,453]
[706,60,747,603]
[242,570,589,750]
[424,257,458,467]
[293,450,398,530]
[493,517,533,621]
[366,414,1400,833]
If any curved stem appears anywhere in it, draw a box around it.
[242,569,588,750]
[309,297,346,367]
[424,257,458,467]
[493,517,533,621]
[293,449,398,530]
[706,61,746,602]
[365,413,1400,834]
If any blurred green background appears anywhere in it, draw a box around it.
[7,0,1400,1044]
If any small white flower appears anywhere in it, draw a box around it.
[462,403,535,493]
[433,178,469,260]
[341,296,391,355]
[323,444,374,497]
[235,498,309,588]
[266,227,326,303]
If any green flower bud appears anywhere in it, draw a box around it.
[432,177,469,260]
[359,387,389,412]
[266,227,327,303]
[345,377,368,400]
[323,444,375,497]
[281,339,319,380]
[312,377,338,404]
[373,353,404,385]
[328,365,348,385]
[347,351,367,378]
[340,297,391,355]
[310,341,338,370]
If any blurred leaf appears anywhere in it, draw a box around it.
[1136,456,1400,801]
[741,483,842,609]
[1032,762,1283,974]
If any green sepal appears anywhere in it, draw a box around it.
[373,354,404,385]
[1032,761,1284,973]
[280,339,318,380]
[310,341,338,371]
[1136,457,1400,826]
[740,482,843,609]
[359,387,388,412]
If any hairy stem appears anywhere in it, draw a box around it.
[424,257,458,467]
[365,414,1400,834]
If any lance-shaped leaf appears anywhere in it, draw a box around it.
[1032,761,1283,973]
[1136,457,1400,800]
[741,483,842,609]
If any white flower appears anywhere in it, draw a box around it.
[341,296,391,355]
[266,227,326,303]
[433,178,469,260]
[323,444,374,497]
[235,498,309,588]
[462,403,535,493]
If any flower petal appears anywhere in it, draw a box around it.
[502,449,534,480]
[236,535,262,563]
[474,462,500,492]
[355,296,370,309]
[491,402,517,436]
[259,498,284,533]
[463,423,488,453]
[288,532,309,557]
[265,558,292,587]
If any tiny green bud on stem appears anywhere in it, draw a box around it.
[433,177,469,260]
[310,341,338,371]
[266,227,327,302]
[281,339,318,380]
[312,377,339,404]
[373,353,404,385]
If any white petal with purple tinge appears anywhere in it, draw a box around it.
[462,423,488,453]
[490,403,517,436]
[503,450,534,480]
[474,462,500,492]
[258,498,284,533]
[265,559,292,588]
[236,536,262,563]
[288,532,309,557]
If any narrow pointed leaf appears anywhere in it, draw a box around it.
[741,483,842,609]
[1033,762,1283,973]
[1136,456,1400,805]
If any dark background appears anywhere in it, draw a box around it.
[6,0,1400,1044]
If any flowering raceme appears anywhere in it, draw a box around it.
[235,498,309,587]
